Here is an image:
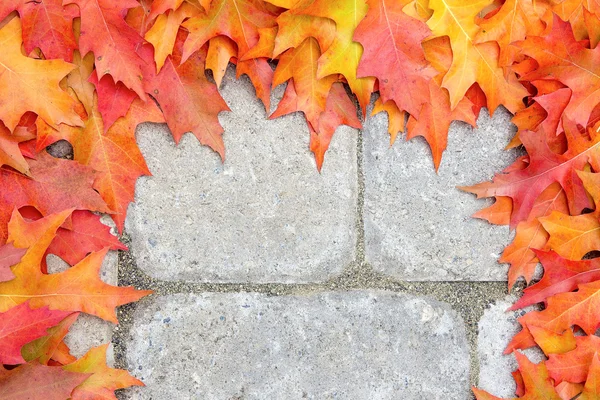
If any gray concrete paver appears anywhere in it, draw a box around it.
[123,291,470,400]
[363,106,518,281]
[126,70,358,283]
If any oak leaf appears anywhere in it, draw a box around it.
[461,120,599,227]
[271,37,337,128]
[0,209,151,323]
[0,122,35,176]
[371,98,406,146]
[206,36,238,87]
[425,0,528,113]
[21,312,79,365]
[473,352,561,399]
[547,335,600,384]
[37,97,164,232]
[64,0,148,99]
[309,82,361,171]
[354,0,434,117]
[502,183,569,288]
[140,36,231,160]
[292,0,375,113]
[0,17,82,131]
[64,344,144,399]
[540,171,600,260]
[89,71,138,133]
[528,325,577,356]
[406,80,476,171]
[0,243,25,282]
[0,0,79,62]
[0,361,89,400]
[0,302,72,365]
[579,353,600,399]
[511,250,600,310]
[182,0,277,62]
[475,0,547,66]
[0,152,110,243]
[520,15,600,127]
[146,2,201,72]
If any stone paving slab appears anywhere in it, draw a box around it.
[122,291,469,400]
[363,106,518,281]
[477,296,544,397]
[126,70,358,283]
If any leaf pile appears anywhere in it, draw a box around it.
[1,0,600,397]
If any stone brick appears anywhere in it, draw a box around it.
[123,291,469,399]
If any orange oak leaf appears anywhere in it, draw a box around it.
[473,196,512,226]
[579,353,600,399]
[0,0,79,62]
[0,361,89,400]
[271,37,337,129]
[511,250,600,310]
[406,80,477,171]
[64,0,148,99]
[145,2,201,72]
[124,0,154,37]
[63,51,96,117]
[473,352,561,399]
[0,121,35,176]
[206,35,238,87]
[508,281,600,355]
[237,57,274,112]
[540,171,600,260]
[240,26,277,60]
[510,83,572,153]
[0,152,111,243]
[0,302,72,364]
[475,0,547,66]
[547,335,600,384]
[461,120,600,228]
[0,17,83,131]
[293,0,375,113]
[371,98,406,146]
[21,312,79,365]
[270,7,334,59]
[0,242,25,282]
[555,381,584,400]
[309,82,361,171]
[141,37,231,160]
[552,0,600,42]
[425,0,528,113]
[0,210,151,322]
[64,344,144,399]
[37,97,165,232]
[501,183,569,288]
[520,15,600,127]
[353,0,435,117]
[182,0,277,62]
[88,71,138,133]
[149,0,210,20]
[528,325,577,356]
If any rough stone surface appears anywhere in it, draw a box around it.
[125,68,358,283]
[46,214,118,360]
[363,104,518,280]
[477,295,544,397]
[123,291,469,399]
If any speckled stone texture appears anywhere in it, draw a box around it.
[123,291,470,400]
[477,296,544,397]
[125,69,358,283]
[363,105,518,281]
